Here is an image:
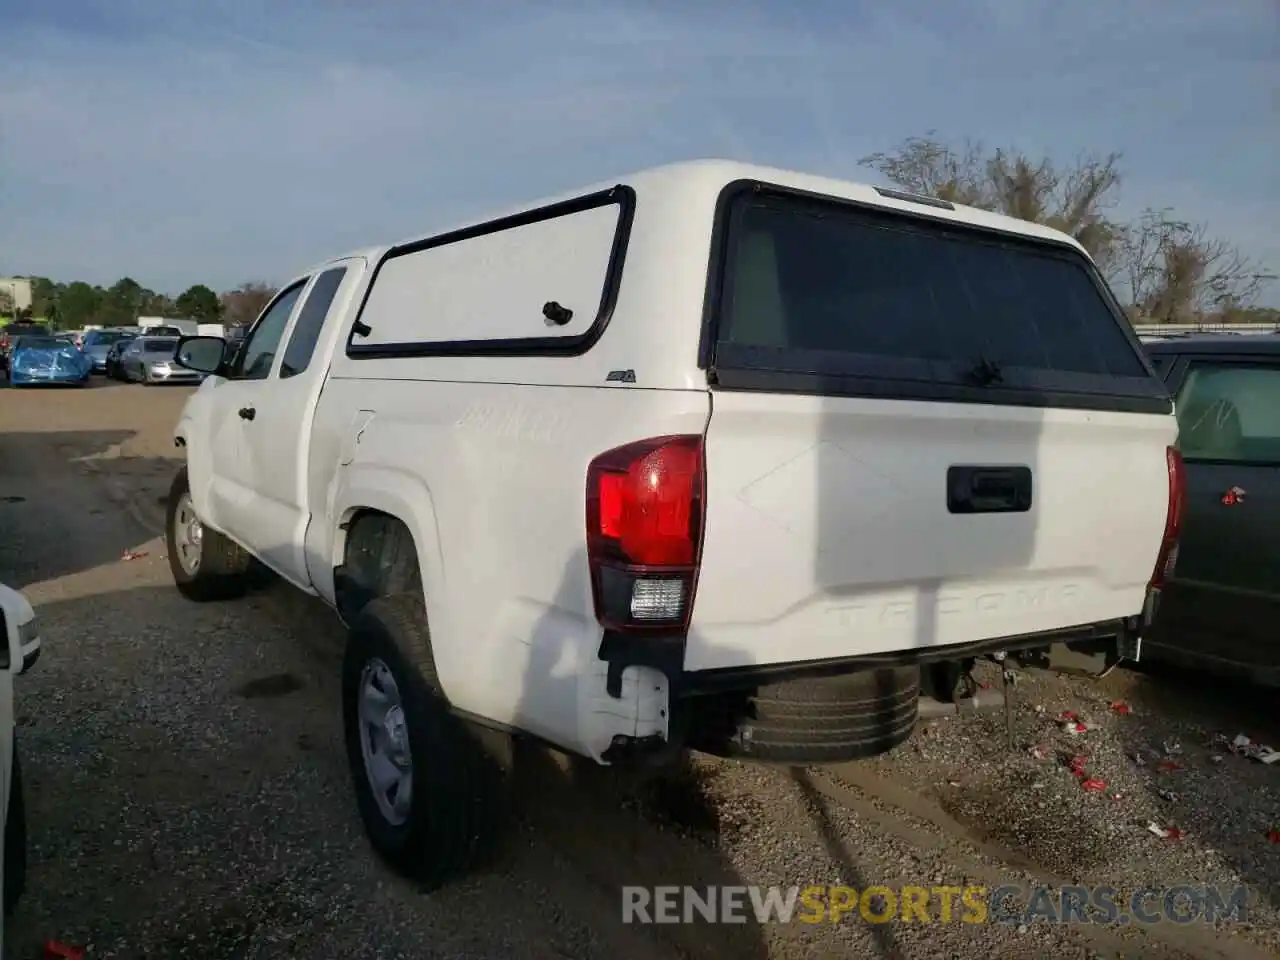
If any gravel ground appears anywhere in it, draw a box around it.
[0,377,1277,959]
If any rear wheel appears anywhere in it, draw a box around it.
[165,467,252,601]
[342,595,509,889]
[687,666,920,764]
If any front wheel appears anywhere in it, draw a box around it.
[165,467,252,601]
[342,595,509,890]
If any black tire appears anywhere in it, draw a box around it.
[343,595,508,890]
[5,748,26,916]
[688,666,920,764]
[165,466,252,601]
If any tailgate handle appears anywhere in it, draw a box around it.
[947,466,1032,514]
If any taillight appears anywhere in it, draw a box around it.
[586,435,705,630]
[1150,446,1185,589]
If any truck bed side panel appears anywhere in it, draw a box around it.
[316,376,710,754]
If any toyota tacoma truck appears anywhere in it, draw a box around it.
[165,160,1182,888]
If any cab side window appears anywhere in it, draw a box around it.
[231,281,307,381]
[1176,362,1280,464]
[280,267,348,379]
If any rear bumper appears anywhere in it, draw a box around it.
[599,605,1150,699]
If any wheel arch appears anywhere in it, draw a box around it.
[331,470,445,623]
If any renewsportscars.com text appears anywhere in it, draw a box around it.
[621,884,1251,926]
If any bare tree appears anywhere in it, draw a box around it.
[859,133,1124,265]
[219,281,278,328]
[1116,209,1274,324]
[859,134,991,207]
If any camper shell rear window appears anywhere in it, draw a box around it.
[701,182,1171,415]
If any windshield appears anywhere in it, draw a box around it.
[17,337,65,349]
[142,338,177,353]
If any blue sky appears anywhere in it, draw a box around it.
[0,0,1276,303]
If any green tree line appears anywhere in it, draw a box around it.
[1,277,278,330]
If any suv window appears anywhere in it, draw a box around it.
[1176,362,1280,463]
[233,282,306,380]
[712,190,1163,410]
[280,267,347,378]
[86,330,131,345]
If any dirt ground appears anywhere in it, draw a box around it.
[0,377,1277,959]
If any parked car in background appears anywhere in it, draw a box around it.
[81,328,139,374]
[0,321,48,374]
[0,581,42,928]
[104,334,139,380]
[1143,334,1280,688]
[8,335,93,387]
[120,336,205,385]
[142,325,185,338]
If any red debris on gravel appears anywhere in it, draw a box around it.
[1081,777,1106,792]
[1156,760,1184,772]
[1148,822,1187,841]
[1110,700,1131,715]
[1059,712,1088,733]
[120,549,148,561]
[1267,830,1280,844]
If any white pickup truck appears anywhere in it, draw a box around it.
[166,160,1182,888]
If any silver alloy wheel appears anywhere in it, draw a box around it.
[358,658,413,826]
[173,492,204,575]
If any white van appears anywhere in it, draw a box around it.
[167,160,1181,888]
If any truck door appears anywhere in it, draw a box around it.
[233,259,364,588]
[200,279,309,549]
[1157,354,1280,671]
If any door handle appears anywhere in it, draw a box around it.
[238,407,256,421]
[947,465,1033,514]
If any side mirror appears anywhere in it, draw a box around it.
[175,335,227,374]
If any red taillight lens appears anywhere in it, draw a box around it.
[586,435,705,630]
[1150,445,1185,589]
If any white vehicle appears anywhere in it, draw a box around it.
[0,583,40,932]
[165,160,1181,888]
[138,317,199,338]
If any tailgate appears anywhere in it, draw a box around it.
[686,393,1176,671]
